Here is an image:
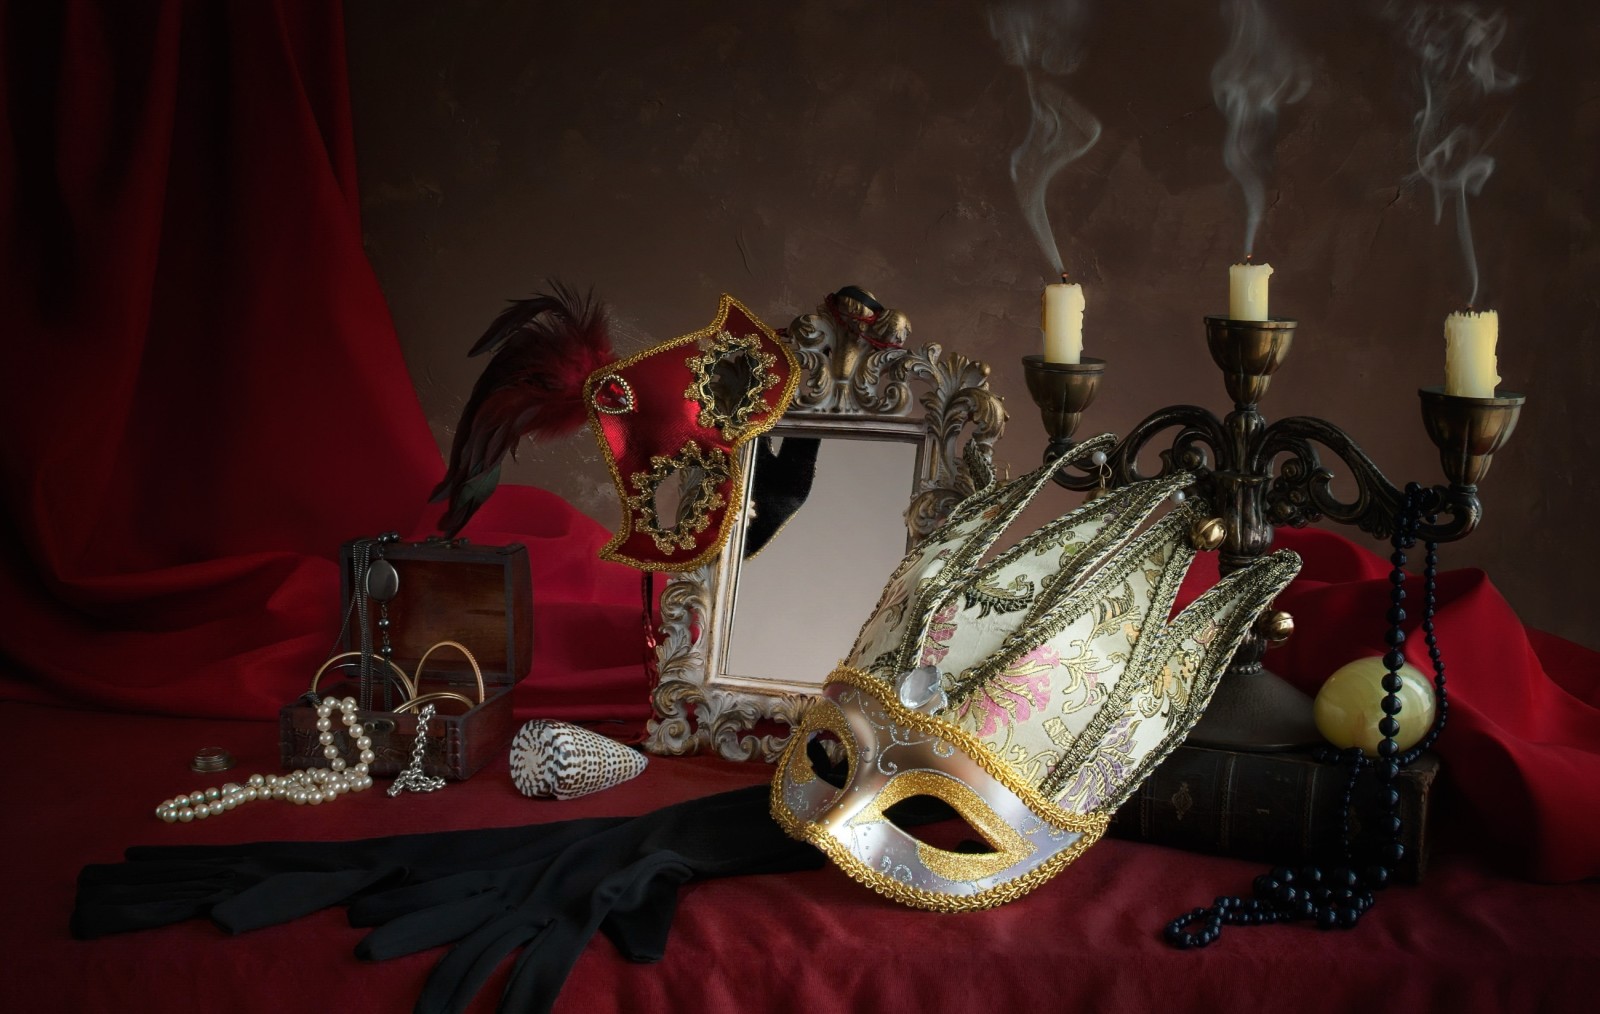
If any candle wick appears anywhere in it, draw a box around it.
[1059,272,1070,283]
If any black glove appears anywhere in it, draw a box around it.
[347,785,822,1014]
[71,813,633,938]
[73,785,825,1014]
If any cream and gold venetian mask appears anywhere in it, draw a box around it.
[770,435,1301,911]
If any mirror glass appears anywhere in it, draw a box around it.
[721,432,919,690]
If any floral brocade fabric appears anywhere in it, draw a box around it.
[844,438,1300,813]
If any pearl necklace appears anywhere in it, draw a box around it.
[155,696,375,823]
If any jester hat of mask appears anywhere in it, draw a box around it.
[771,435,1302,911]
[584,294,798,572]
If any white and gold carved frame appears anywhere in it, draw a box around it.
[643,290,1008,761]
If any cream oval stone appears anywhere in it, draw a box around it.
[1314,656,1436,757]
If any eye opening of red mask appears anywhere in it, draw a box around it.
[685,331,782,441]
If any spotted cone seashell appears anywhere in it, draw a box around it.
[509,720,647,800]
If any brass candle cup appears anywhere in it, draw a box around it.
[1418,386,1525,486]
[1203,316,1297,406]
[1022,355,1106,444]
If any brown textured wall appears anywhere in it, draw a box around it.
[346,0,1600,649]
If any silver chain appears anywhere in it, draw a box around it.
[388,703,446,796]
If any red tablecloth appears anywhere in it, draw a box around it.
[8,701,1597,1014]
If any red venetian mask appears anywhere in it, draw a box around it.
[584,295,798,571]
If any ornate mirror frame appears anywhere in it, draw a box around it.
[643,288,1008,761]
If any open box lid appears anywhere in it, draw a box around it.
[339,538,533,689]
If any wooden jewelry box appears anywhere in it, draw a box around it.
[278,538,533,780]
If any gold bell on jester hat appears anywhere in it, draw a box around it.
[771,434,1301,911]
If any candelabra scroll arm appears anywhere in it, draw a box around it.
[1048,404,1228,493]
[1255,416,1481,543]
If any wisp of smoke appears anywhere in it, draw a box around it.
[1211,0,1310,258]
[1400,3,1518,307]
[989,0,1101,276]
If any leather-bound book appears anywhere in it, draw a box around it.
[1109,745,1439,882]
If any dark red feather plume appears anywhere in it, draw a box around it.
[430,282,615,537]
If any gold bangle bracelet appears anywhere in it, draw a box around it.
[393,691,476,715]
[411,640,486,706]
[309,651,416,701]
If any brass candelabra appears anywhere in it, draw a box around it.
[1022,315,1525,750]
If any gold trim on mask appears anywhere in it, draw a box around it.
[685,330,782,440]
[622,441,732,554]
[848,769,1037,883]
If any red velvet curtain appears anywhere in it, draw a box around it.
[0,0,645,722]
[0,0,1595,884]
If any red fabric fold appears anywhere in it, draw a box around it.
[1,0,1596,887]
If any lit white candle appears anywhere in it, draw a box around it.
[1443,309,1501,398]
[1042,281,1085,364]
[1228,261,1273,320]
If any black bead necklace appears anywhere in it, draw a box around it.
[1164,483,1449,948]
